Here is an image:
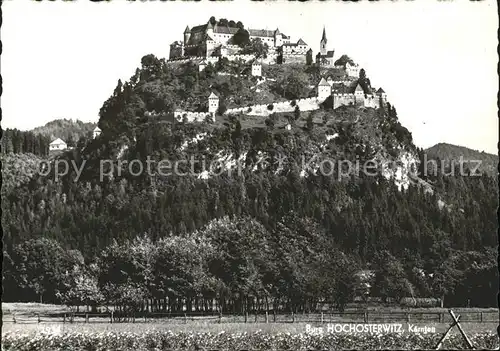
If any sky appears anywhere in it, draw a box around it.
[2,0,498,154]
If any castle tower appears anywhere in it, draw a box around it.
[274,28,283,47]
[354,83,365,104]
[199,59,207,72]
[377,88,387,102]
[317,78,331,101]
[252,60,262,77]
[208,92,219,115]
[206,21,214,38]
[320,26,328,56]
[184,26,191,44]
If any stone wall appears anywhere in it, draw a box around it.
[363,95,379,109]
[224,93,387,116]
[329,80,352,86]
[167,56,205,64]
[331,93,356,109]
[174,111,215,123]
[168,53,278,65]
[331,93,386,109]
[281,53,307,64]
[218,54,256,62]
[225,97,320,117]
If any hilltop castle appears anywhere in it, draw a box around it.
[170,21,291,58]
[169,19,312,64]
[169,20,362,77]
[163,20,388,123]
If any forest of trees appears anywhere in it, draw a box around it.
[2,127,497,310]
[1,119,97,156]
[3,205,497,312]
[1,129,51,156]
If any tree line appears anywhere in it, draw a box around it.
[2,130,497,309]
[1,128,51,156]
[1,119,97,156]
[3,213,496,313]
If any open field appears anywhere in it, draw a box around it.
[2,303,498,350]
[2,303,498,335]
[3,319,498,336]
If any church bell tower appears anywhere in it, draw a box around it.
[320,26,327,56]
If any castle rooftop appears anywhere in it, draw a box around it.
[318,78,330,86]
[318,50,334,58]
[247,28,287,38]
[213,25,239,35]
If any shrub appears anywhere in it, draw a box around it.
[204,115,213,124]
[265,117,274,129]
[294,106,301,120]
[290,100,297,107]
[247,107,252,113]
[267,104,274,111]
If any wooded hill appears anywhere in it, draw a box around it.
[425,142,498,176]
[2,54,497,311]
[1,119,97,156]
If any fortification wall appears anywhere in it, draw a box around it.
[330,80,352,86]
[281,53,307,64]
[174,111,214,123]
[217,72,238,77]
[282,47,309,55]
[168,53,278,65]
[225,97,320,117]
[332,93,356,109]
[167,56,205,64]
[331,93,385,109]
[363,95,380,109]
[224,44,240,50]
[222,54,256,62]
[261,54,278,65]
[296,97,321,111]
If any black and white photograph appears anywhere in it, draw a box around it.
[1,0,498,349]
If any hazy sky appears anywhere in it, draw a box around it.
[2,0,498,153]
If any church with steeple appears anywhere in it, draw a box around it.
[316,26,335,66]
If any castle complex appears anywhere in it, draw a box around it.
[169,19,312,65]
[171,23,290,58]
[166,19,387,122]
[169,20,363,72]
